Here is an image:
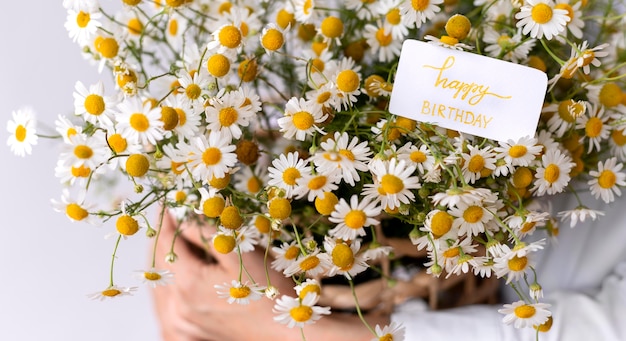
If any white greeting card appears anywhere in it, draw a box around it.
[389,40,547,142]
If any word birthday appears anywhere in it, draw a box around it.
[420,100,494,128]
[423,56,512,105]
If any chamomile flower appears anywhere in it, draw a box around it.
[609,128,626,161]
[294,279,322,300]
[494,136,543,168]
[271,241,302,272]
[65,8,102,45]
[88,285,137,301]
[205,90,255,140]
[134,268,174,288]
[55,115,82,144]
[378,0,409,40]
[6,107,38,157]
[236,225,261,253]
[461,145,497,184]
[557,206,604,227]
[328,57,362,110]
[328,195,381,241]
[493,246,536,284]
[588,157,626,204]
[59,132,108,169]
[116,97,165,145]
[396,142,435,175]
[345,0,379,20]
[545,99,586,138]
[515,0,570,40]
[431,186,494,209]
[424,34,474,51]
[318,16,344,46]
[363,21,402,63]
[311,132,372,186]
[260,23,286,54]
[215,280,264,305]
[400,0,443,29]
[483,28,536,63]
[413,209,458,251]
[73,80,117,128]
[268,152,311,199]
[273,293,331,328]
[531,148,574,195]
[371,322,406,341]
[293,0,322,23]
[163,94,202,140]
[51,189,99,225]
[498,300,552,328]
[575,101,612,153]
[207,23,244,56]
[449,200,495,237]
[278,97,327,141]
[555,0,584,39]
[177,71,210,109]
[322,237,369,277]
[234,165,267,195]
[293,170,342,202]
[284,249,331,277]
[176,131,237,184]
[368,158,421,210]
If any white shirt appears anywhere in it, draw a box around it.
[392,191,626,340]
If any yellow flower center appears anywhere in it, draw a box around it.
[214,234,236,254]
[101,288,122,297]
[321,16,344,39]
[74,145,94,159]
[386,8,401,25]
[315,192,338,215]
[144,272,162,281]
[443,247,460,258]
[332,243,355,269]
[108,134,128,153]
[375,28,393,47]
[430,211,453,238]
[174,190,187,203]
[282,167,301,186]
[218,1,232,13]
[207,53,231,77]
[127,18,143,35]
[585,117,603,138]
[597,170,616,189]
[276,9,295,30]
[126,154,150,177]
[269,197,291,220]
[220,206,243,230]
[534,316,554,332]
[445,14,471,40]
[254,215,271,234]
[303,0,313,14]
[345,210,367,229]
[599,83,622,108]
[298,284,321,300]
[508,255,528,271]
[130,113,149,132]
[97,37,119,59]
[293,111,314,130]
[543,164,560,184]
[379,334,394,341]
[463,205,484,223]
[240,21,249,37]
[317,91,331,104]
[531,3,553,24]
[168,18,178,36]
[238,59,257,82]
[440,35,459,46]
[66,203,88,221]
[159,106,179,131]
[514,304,536,318]
[285,245,301,260]
[116,215,139,236]
[229,285,251,299]
[203,196,225,218]
[339,149,355,161]
[307,175,327,190]
[311,58,325,74]
[521,221,537,233]
[611,129,626,146]
[76,11,91,28]
[290,305,313,322]
[410,150,427,163]
[557,100,576,122]
[300,255,320,271]
[171,161,185,175]
[84,94,105,116]
[509,145,528,158]
[219,107,238,127]
[185,84,201,100]
[218,25,242,48]
[467,154,485,173]
[202,147,222,166]
[262,28,284,51]
[336,70,360,93]
[123,0,142,5]
[411,0,430,11]
[15,125,27,142]
[175,108,187,126]
[71,165,91,178]
[554,3,574,21]
[209,173,230,190]
[381,174,404,194]
[165,0,185,8]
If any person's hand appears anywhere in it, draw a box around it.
[152,212,389,341]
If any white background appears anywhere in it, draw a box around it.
[0,2,160,340]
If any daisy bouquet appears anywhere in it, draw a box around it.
[7,0,626,338]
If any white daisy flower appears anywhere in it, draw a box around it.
[378,0,410,40]
[555,0,584,38]
[413,209,458,251]
[134,268,174,288]
[284,250,331,277]
[88,285,137,301]
[277,97,327,141]
[371,322,406,341]
[369,158,421,210]
[610,128,626,162]
[260,23,287,54]
[271,241,302,273]
[424,34,474,51]
[328,195,381,241]
[396,142,436,175]
[515,0,570,40]
[234,165,267,195]
[545,99,586,138]
[531,148,575,195]
[494,136,543,169]
[310,132,372,186]
[363,20,402,63]
[105,132,143,170]
[65,8,102,45]
[177,71,210,109]
[205,90,255,140]
[175,131,237,184]
[498,300,551,329]
[588,157,626,204]
[328,57,362,110]
[206,23,244,56]
[51,189,99,225]
[493,245,537,284]
[505,210,550,238]
[430,186,495,209]
[322,237,369,278]
[294,279,322,300]
[59,132,109,170]
[461,145,497,184]
[449,200,495,237]
[215,280,264,305]
[483,28,536,63]
[73,80,118,128]
[6,107,38,157]
[293,170,342,202]
[400,0,443,29]
[575,101,612,153]
[116,97,165,145]
[273,293,331,328]
[268,152,311,199]
[55,115,82,144]
[236,225,261,253]
[163,94,202,141]
[293,0,323,23]
[557,206,605,228]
